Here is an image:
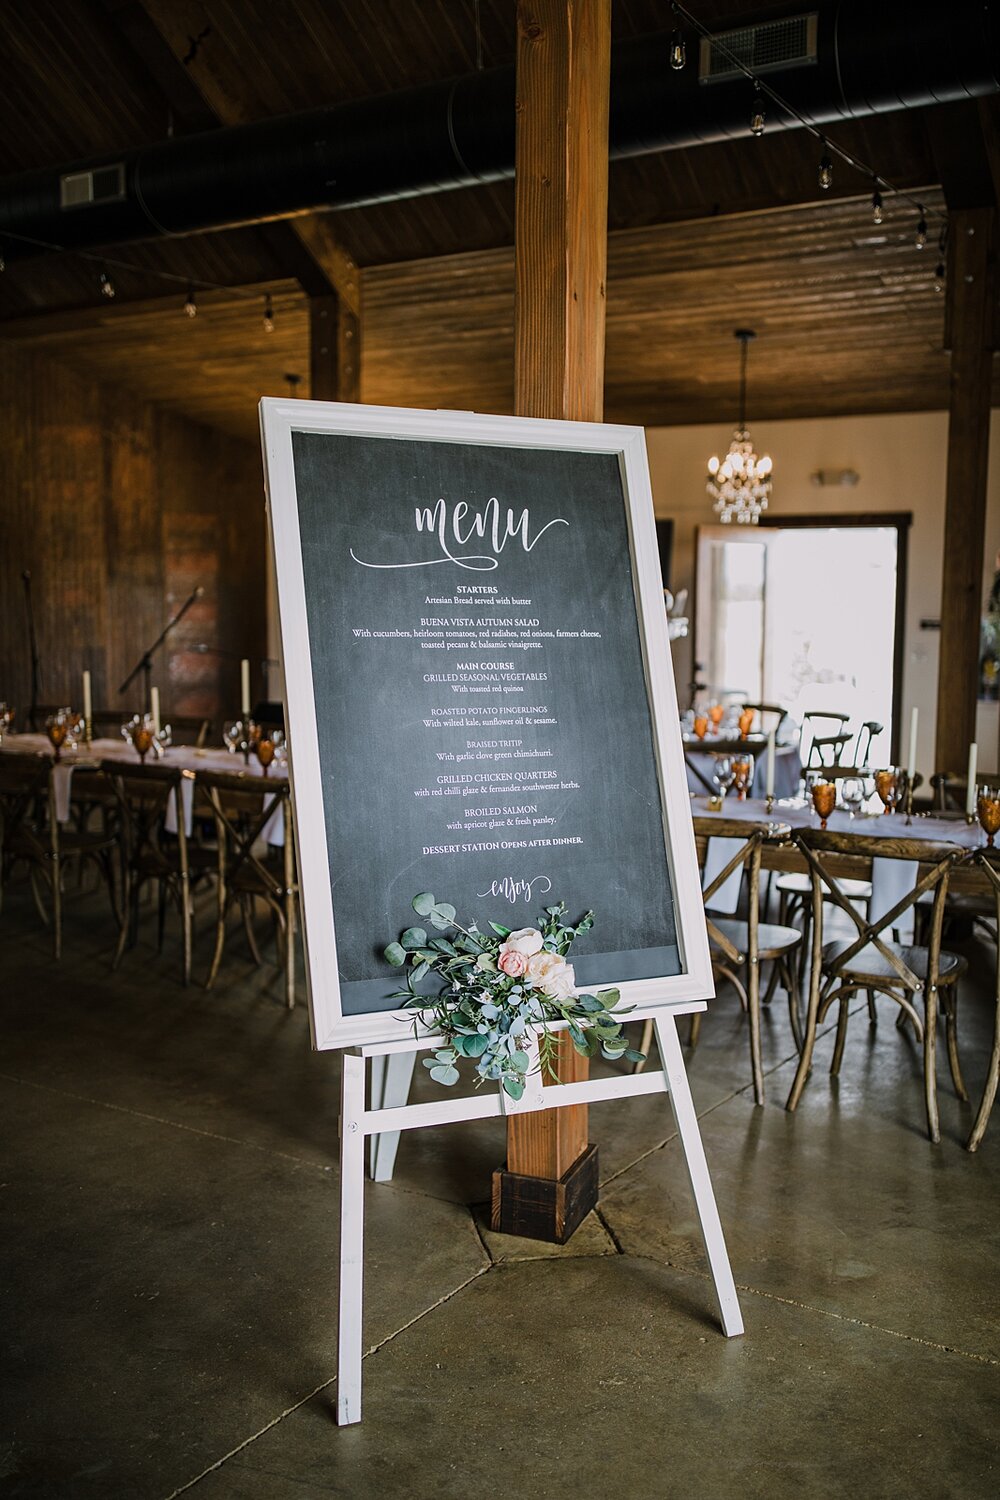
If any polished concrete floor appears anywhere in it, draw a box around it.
[1,878,999,1499]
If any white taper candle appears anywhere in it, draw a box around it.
[967,742,978,816]
[82,669,92,725]
[150,686,160,736]
[907,706,918,780]
[765,727,776,799]
[241,658,251,716]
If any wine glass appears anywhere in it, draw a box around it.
[874,768,902,815]
[810,779,837,830]
[253,734,276,776]
[0,703,13,743]
[840,776,866,819]
[976,786,1000,847]
[731,754,755,801]
[224,719,244,755]
[45,710,70,761]
[711,754,735,800]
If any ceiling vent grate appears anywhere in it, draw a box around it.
[699,14,818,83]
[59,163,126,210]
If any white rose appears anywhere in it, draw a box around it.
[501,927,545,957]
[525,950,576,999]
[543,962,576,1001]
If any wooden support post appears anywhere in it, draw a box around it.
[310,296,360,404]
[935,208,996,773]
[495,0,610,1239]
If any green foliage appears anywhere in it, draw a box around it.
[382,896,643,1095]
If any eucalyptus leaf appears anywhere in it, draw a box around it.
[511,1049,530,1071]
[400,927,427,950]
[502,1076,525,1101]
[464,1033,488,1057]
[412,892,436,916]
[384,942,406,967]
[429,1063,460,1086]
[409,961,430,986]
[488,921,511,937]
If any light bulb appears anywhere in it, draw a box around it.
[872,182,883,225]
[934,261,946,291]
[818,146,833,191]
[99,271,115,299]
[263,293,275,333]
[708,455,720,475]
[915,209,928,250]
[750,91,765,137]
[184,286,197,318]
[670,30,686,70]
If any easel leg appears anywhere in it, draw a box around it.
[368,1055,386,1179]
[337,1052,366,1425]
[654,1015,744,1337]
[370,1051,416,1183]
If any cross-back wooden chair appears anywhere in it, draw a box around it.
[194,770,297,1007]
[786,827,968,1142]
[803,711,853,769]
[638,817,801,1103]
[104,761,211,985]
[0,754,119,958]
[854,720,883,765]
[963,849,1000,1152]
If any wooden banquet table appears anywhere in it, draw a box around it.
[0,734,289,838]
[691,792,1000,1150]
[683,733,802,800]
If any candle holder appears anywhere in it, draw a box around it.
[765,792,775,815]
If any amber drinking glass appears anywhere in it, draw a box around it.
[693,714,708,740]
[810,779,837,830]
[45,712,69,761]
[976,787,1000,848]
[874,768,902,815]
[738,707,754,737]
[708,703,724,730]
[732,755,754,800]
[253,736,276,776]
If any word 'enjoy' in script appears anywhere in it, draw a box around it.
[350,497,568,572]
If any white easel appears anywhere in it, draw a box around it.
[338,1002,743,1426]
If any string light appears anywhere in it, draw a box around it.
[263,293,275,333]
[99,271,115,299]
[818,141,833,191]
[916,207,928,249]
[871,177,883,226]
[934,260,946,291]
[750,87,765,138]
[667,0,947,277]
[184,285,197,317]
[670,28,686,70]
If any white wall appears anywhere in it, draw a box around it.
[645,410,1000,776]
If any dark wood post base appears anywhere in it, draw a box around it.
[491,1142,599,1244]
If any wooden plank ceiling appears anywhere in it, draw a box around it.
[0,0,989,437]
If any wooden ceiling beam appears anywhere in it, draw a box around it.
[131,0,361,315]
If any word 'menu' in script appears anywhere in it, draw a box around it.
[350,496,569,572]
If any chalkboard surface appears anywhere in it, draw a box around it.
[289,427,680,1016]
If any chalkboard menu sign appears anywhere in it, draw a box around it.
[261,401,711,1049]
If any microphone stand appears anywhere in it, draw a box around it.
[22,571,41,731]
[118,586,203,710]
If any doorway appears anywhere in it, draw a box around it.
[694,514,909,760]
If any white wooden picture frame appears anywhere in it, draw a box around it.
[260,398,713,1051]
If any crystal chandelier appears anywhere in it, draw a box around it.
[706,329,773,525]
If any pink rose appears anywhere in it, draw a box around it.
[498,948,528,977]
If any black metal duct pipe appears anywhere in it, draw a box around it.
[0,0,996,255]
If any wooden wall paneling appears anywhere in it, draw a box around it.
[0,341,265,731]
[935,208,997,773]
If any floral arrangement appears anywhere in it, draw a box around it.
[383,893,643,1100]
